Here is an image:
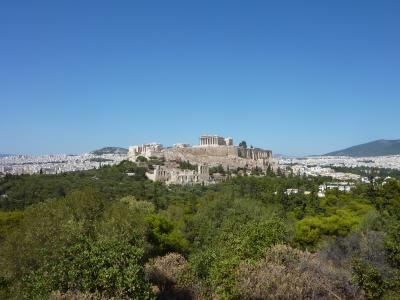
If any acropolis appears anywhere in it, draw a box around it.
[128,134,272,185]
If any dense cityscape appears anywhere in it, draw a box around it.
[0,153,126,175]
[278,155,400,179]
[279,155,400,170]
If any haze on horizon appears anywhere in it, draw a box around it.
[1,0,399,156]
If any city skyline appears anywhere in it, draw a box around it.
[1,1,400,156]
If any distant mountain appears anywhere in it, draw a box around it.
[0,154,13,157]
[91,147,128,155]
[273,153,295,158]
[325,139,400,157]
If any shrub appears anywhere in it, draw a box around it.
[351,258,386,299]
[384,221,400,268]
[145,253,195,299]
[237,244,363,300]
[23,238,153,299]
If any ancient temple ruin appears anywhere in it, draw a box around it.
[199,135,233,146]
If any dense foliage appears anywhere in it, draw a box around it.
[1,161,400,299]
[331,166,400,180]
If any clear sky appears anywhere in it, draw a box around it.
[1,0,399,156]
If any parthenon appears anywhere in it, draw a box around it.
[199,135,233,146]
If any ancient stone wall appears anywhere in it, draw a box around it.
[238,147,272,160]
[165,145,239,158]
[162,146,271,170]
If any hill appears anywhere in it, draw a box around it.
[91,147,128,155]
[325,139,400,157]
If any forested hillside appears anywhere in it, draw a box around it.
[0,161,400,299]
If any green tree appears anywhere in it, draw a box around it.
[96,196,155,248]
[179,160,197,171]
[0,190,107,297]
[351,258,386,299]
[384,221,400,268]
[136,156,148,162]
[146,214,190,256]
[209,164,225,175]
[23,237,153,299]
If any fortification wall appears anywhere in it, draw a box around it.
[162,146,270,169]
[165,145,238,157]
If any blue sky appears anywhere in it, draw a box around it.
[1,0,399,156]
